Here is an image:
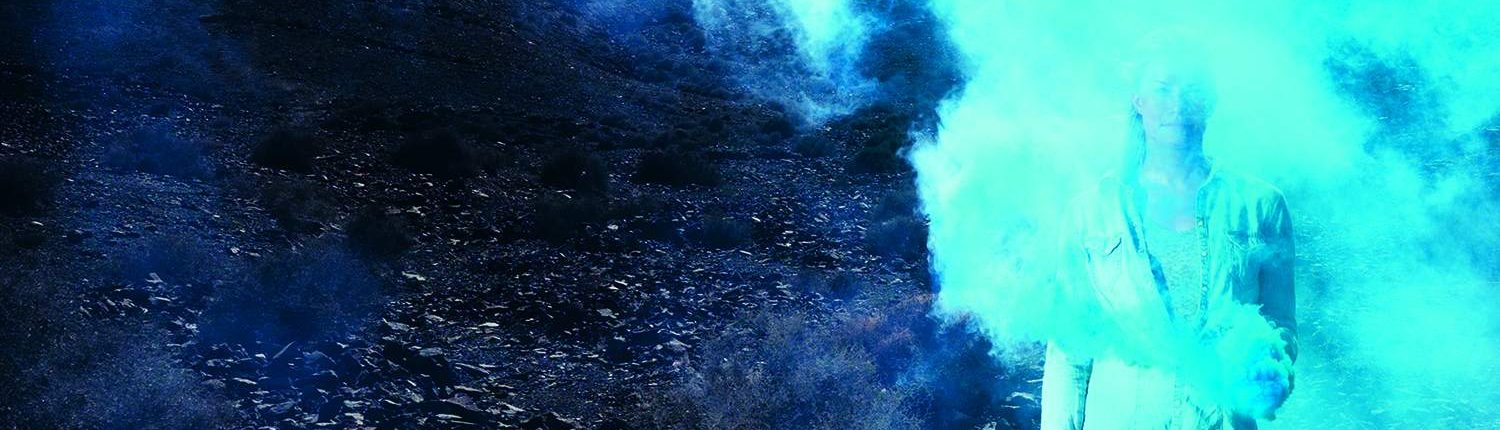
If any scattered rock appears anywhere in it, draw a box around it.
[520,412,582,430]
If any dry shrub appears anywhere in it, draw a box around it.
[644,308,922,430]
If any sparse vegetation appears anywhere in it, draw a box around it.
[611,194,678,242]
[104,125,213,179]
[539,148,609,194]
[198,244,382,345]
[649,295,1026,430]
[0,156,60,215]
[651,126,710,148]
[760,110,798,142]
[865,189,928,260]
[260,179,338,234]
[345,206,415,259]
[392,128,500,178]
[0,271,71,425]
[323,98,396,132]
[794,135,838,158]
[110,234,217,290]
[645,308,922,430]
[843,105,917,174]
[634,149,722,187]
[855,2,963,110]
[532,193,609,242]
[795,270,861,299]
[251,128,322,173]
[690,215,752,249]
[19,321,233,429]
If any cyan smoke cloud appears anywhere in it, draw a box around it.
[911,1,1500,427]
[692,0,878,123]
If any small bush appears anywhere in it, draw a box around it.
[645,309,921,429]
[760,111,798,141]
[0,156,58,215]
[794,135,838,158]
[251,128,322,173]
[607,193,666,220]
[391,107,506,143]
[198,244,381,345]
[643,295,1026,429]
[634,150,721,187]
[392,128,497,178]
[550,118,586,139]
[839,294,1032,429]
[854,4,962,110]
[146,101,177,117]
[1481,113,1500,145]
[395,109,451,135]
[110,234,217,289]
[323,98,395,132]
[610,194,677,242]
[794,270,862,299]
[345,207,414,259]
[0,272,71,424]
[539,149,609,194]
[104,126,212,179]
[0,220,48,250]
[871,189,921,221]
[650,127,709,148]
[0,64,42,101]
[865,217,926,259]
[850,138,909,174]
[19,321,233,429]
[703,115,727,134]
[532,194,609,242]
[844,105,915,174]
[866,190,928,260]
[690,216,751,249]
[905,317,1031,429]
[1325,44,1437,131]
[261,179,338,234]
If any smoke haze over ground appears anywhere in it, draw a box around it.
[908,1,1500,428]
[692,0,879,123]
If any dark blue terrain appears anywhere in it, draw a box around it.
[0,1,1036,428]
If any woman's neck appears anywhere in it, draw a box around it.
[1139,140,1210,192]
[1138,140,1210,232]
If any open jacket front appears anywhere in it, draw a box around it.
[1040,163,1297,430]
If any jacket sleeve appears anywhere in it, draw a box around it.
[1041,340,1093,430]
[1040,197,1094,430]
[1259,193,1297,364]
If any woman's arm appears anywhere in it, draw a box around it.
[1259,193,1296,364]
[1040,197,1095,430]
[1041,340,1093,430]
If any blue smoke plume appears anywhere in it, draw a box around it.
[911,1,1500,427]
[692,0,878,123]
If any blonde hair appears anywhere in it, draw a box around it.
[1120,28,1219,179]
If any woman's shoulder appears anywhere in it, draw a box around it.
[1084,168,1132,199]
[1056,170,1131,234]
[1063,170,1127,212]
[1209,166,1292,225]
[1212,166,1286,202]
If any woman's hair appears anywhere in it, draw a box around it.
[1119,28,1218,179]
[1122,103,1149,179]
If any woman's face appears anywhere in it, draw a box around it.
[1133,60,1214,149]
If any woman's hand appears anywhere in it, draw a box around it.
[1238,344,1292,420]
[1196,304,1294,420]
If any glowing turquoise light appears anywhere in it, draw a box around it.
[908,1,1500,428]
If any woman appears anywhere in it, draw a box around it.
[1039,38,1297,430]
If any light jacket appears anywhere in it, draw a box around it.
[1040,162,1297,430]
